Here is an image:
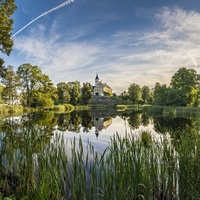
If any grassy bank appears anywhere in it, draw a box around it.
[0,128,199,199]
[0,104,33,118]
[74,105,91,110]
[142,105,200,117]
[117,104,200,117]
[116,104,139,111]
[41,104,74,113]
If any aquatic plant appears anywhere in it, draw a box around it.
[0,128,200,199]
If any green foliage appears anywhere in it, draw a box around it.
[1,129,200,199]
[0,84,4,103]
[57,81,83,105]
[68,81,81,105]
[0,0,16,92]
[17,63,41,107]
[119,91,129,101]
[142,105,164,114]
[153,81,189,106]
[81,82,92,104]
[17,63,57,108]
[128,83,142,104]
[80,110,93,132]
[56,82,70,104]
[1,65,21,105]
[37,73,58,101]
[103,91,112,97]
[64,104,74,112]
[128,111,142,129]
[123,67,200,107]
[0,59,7,80]
[116,104,127,111]
[141,131,152,147]
[164,88,184,106]
[1,111,200,198]
[40,104,74,113]
[170,67,200,107]
[162,107,177,116]
[34,93,54,107]
[142,85,152,104]
[0,104,24,117]
[170,67,200,89]
[0,0,16,56]
[153,82,168,106]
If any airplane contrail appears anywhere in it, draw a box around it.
[188,52,197,67]
[12,0,76,38]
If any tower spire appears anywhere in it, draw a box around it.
[95,69,99,80]
[95,73,99,80]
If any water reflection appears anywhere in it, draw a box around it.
[0,110,198,140]
[92,110,113,137]
[56,110,117,137]
[0,110,200,199]
[1,110,199,154]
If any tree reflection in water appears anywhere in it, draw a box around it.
[0,110,200,198]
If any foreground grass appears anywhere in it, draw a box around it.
[0,129,200,199]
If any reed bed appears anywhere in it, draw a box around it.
[0,128,199,199]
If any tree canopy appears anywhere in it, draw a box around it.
[0,0,16,82]
[17,63,57,107]
[81,82,92,105]
[170,67,200,106]
[0,0,16,56]
[1,65,21,104]
[128,83,142,104]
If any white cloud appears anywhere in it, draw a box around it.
[14,29,101,83]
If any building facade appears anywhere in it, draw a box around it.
[93,74,112,96]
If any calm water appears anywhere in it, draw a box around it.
[1,110,200,199]
[59,112,158,153]
[1,109,198,153]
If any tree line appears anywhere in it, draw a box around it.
[118,67,200,107]
[0,63,94,106]
[0,62,200,108]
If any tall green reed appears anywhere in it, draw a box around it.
[0,127,200,199]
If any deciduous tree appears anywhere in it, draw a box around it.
[153,82,168,106]
[142,85,151,104]
[17,63,57,107]
[67,81,81,105]
[0,84,4,103]
[34,74,58,107]
[0,0,16,77]
[1,65,21,105]
[170,67,200,106]
[17,63,42,107]
[0,0,16,55]
[57,82,71,104]
[128,83,142,104]
[81,82,92,105]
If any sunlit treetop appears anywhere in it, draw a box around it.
[0,0,16,55]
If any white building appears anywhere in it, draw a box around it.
[93,74,112,96]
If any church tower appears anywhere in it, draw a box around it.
[93,73,104,96]
[95,73,99,86]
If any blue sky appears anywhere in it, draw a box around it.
[2,0,200,94]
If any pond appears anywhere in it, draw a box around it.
[0,109,200,199]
